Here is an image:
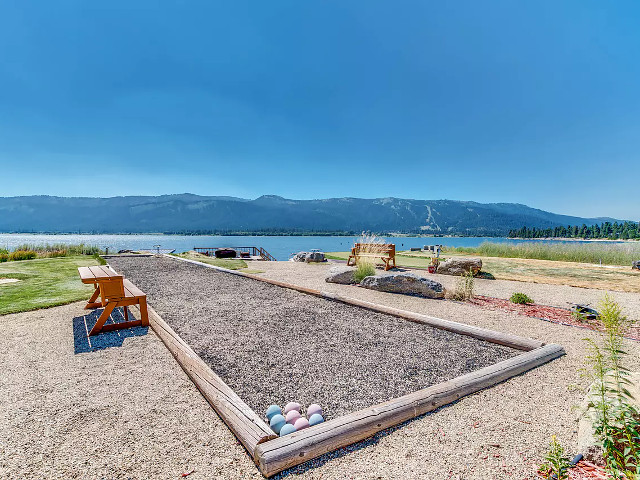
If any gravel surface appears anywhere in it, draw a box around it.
[4,258,639,479]
[107,256,517,419]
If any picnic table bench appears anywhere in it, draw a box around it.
[78,265,148,336]
[347,243,396,271]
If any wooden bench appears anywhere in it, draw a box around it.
[78,266,149,336]
[347,243,396,271]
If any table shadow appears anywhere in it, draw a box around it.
[72,307,148,354]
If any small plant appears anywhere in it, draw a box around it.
[8,250,37,261]
[583,294,640,479]
[451,268,475,301]
[510,292,533,304]
[0,253,7,263]
[539,435,571,480]
[353,262,376,283]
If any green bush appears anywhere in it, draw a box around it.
[0,253,8,263]
[353,262,376,283]
[8,250,37,261]
[12,243,103,256]
[584,295,640,478]
[510,292,534,304]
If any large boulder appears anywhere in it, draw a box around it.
[436,257,482,276]
[360,273,445,298]
[577,372,640,464]
[291,251,326,263]
[633,260,640,270]
[325,266,356,284]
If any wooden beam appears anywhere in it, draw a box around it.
[254,343,565,477]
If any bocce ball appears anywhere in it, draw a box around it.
[306,404,323,418]
[294,417,310,430]
[265,405,281,422]
[284,402,301,414]
[279,423,296,437]
[285,410,301,424]
[308,413,324,426]
[269,414,286,434]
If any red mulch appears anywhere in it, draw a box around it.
[538,460,612,479]
[468,296,640,341]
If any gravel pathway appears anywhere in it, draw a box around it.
[108,256,517,419]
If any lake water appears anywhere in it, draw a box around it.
[0,233,617,261]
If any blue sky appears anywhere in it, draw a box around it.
[0,1,638,219]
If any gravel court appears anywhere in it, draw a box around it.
[107,255,518,420]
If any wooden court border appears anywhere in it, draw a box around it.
[117,254,565,477]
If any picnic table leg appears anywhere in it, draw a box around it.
[89,302,116,336]
[139,298,149,327]
[84,284,102,309]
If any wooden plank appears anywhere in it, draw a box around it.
[144,304,276,453]
[123,279,146,298]
[254,343,565,477]
[78,266,98,283]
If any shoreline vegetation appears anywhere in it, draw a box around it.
[445,241,640,266]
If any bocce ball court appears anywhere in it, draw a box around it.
[107,255,565,477]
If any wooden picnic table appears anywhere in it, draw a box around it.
[78,265,123,309]
[78,265,148,336]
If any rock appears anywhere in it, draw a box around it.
[325,266,356,284]
[305,251,325,263]
[360,273,445,298]
[436,257,482,276]
[290,251,326,263]
[633,260,640,270]
[577,372,640,464]
[290,252,307,262]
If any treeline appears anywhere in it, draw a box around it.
[161,229,360,236]
[508,221,640,240]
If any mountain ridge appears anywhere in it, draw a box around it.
[0,194,623,235]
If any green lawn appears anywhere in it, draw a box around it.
[0,256,99,315]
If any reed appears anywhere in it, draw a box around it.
[446,241,640,266]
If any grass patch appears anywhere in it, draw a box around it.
[445,241,640,266]
[353,262,376,283]
[0,256,99,315]
[173,251,248,270]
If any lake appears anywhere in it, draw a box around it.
[0,233,619,261]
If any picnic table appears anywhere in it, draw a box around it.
[78,265,149,336]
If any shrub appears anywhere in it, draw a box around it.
[12,243,103,256]
[583,294,640,478]
[510,292,533,304]
[45,250,67,258]
[353,262,376,283]
[539,435,571,480]
[450,268,475,301]
[0,253,7,263]
[8,250,37,261]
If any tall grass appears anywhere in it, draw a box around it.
[446,241,640,266]
[10,243,103,256]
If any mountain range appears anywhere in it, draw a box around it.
[0,194,621,235]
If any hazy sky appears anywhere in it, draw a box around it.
[1,1,638,219]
